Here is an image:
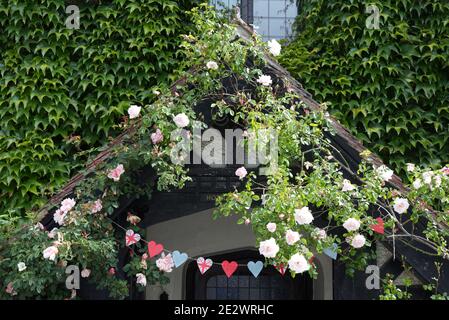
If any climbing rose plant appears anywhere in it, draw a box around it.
[1,5,448,299]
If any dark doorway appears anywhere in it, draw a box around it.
[185,250,313,300]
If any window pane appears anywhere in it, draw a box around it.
[207,287,217,299]
[207,276,217,287]
[217,275,228,287]
[210,0,298,40]
[239,288,249,299]
[250,288,260,299]
[239,275,249,287]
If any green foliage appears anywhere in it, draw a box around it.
[280,0,449,174]
[1,3,448,299]
[0,0,198,220]
[379,274,412,300]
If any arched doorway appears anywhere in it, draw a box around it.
[185,250,313,300]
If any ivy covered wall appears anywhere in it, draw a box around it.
[280,0,449,174]
[0,0,198,222]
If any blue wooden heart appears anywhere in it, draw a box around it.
[247,261,263,278]
[323,243,338,260]
[172,250,188,268]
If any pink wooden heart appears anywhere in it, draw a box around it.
[197,257,213,274]
[125,229,141,246]
[274,263,287,276]
[147,241,164,258]
[222,260,238,278]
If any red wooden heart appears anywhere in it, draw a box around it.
[147,241,164,258]
[370,217,385,234]
[222,260,238,278]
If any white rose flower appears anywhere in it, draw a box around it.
[206,61,219,70]
[267,39,281,56]
[288,253,310,273]
[256,74,272,86]
[136,273,147,287]
[350,234,366,248]
[294,207,314,225]
[127,105,142,119]
[376,165,393,182]
[258,238,280,258]
[266,222,277,233]
[17,262,27,272]
[285,229,300,245]
[393,198,409,214]
[173,113,190,128]
[343,218,361,232]
[342,179,356,192]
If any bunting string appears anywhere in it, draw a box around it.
[105,217,289,278]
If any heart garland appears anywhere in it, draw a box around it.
[274,263,287,275]
[323,243,338,260]
[197,257,213,274]
[370,217,385,234]
[125,229,141,246]
[247,261,263,278]
[222,260,238,278]
[172,250,188,268]
[147,241,164,258]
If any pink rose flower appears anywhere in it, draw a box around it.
[285,229,300,245]
[128,105,141,119]
[136,273,147,286]
[441,167,449,175]
[108,164,125,182]
[43,245,59,261]
[91,199,102,214]
[81,268,91,278]
[288,253,310,274]
[108,267,116,275]
[266,222,276,233]
[342,179,355,192]
[173,113,189,128]
[256,74,272,86]
[156,253,175,273]
[294,207,314,225]
[206,61,219,70]
[393,198,409,214]
[376,165,393,181]
[343,218,361,232]
[53,209,66,225]
[235,166,248,180]
[258,238,279,258]
[151,129,164,144]
[5,282,17,296]
[350,234,366,248]
[60,198,76,213]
